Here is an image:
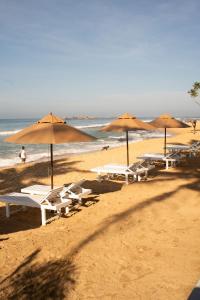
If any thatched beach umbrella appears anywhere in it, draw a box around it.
[101,113,155,166]
[149,114,189,156]
[5,113,96,189]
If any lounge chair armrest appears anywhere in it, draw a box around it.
[80,188,92,196]
[60,199,72,205]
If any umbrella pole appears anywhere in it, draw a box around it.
[50,144,53,189]
[164,128,167,156]
[126,130,129,166]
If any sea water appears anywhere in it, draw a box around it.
[0,117,166,168]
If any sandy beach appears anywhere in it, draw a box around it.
[0,124,200,299]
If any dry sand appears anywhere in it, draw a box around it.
[0,124,200,299]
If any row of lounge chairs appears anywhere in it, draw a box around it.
[90,151,188,183]
[90,141,200,181]
[0,181,91,226]
[0,141,199,226]
[90,160,155,184]
[166,141,200,157]
[137,152,183,170]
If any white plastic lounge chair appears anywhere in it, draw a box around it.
[60,180,92,204]
[90,161,153,184]
[21,184,59,195]
[166,142,200,157]
[190,142,200,156]
[104,161,155,174]
[166,144,190,152]
[21,180,92,205]
[0,187,72,226]
[129,160,155,172]
[137,152,182,169]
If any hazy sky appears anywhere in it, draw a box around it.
[0,0,200,118]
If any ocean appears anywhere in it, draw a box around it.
[0,117,170,168]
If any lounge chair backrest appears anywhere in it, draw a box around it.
[191,141,200,150]
[166,152,181,160]
[41,187,63,205]
[64,179,85,189]
[63,179,85,194]
[193,141,200,147]
[129,160,149,171]
[166,152,175,158]
[138,160,152,168]
[129,161,142,172]
[60,180,86,201]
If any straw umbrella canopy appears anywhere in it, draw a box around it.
[101,113,155,166]
[149,114,190,156]
[5,113,96,189]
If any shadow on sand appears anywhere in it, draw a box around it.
[0,249,76,300]
[0,158,88,194]
[1,152,200,298]
[0,176,123,234]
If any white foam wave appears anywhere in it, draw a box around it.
[108,135,125,139]
[0,129,21,136]
[75,123,109,129]
[0,138,126,167]
[143,119,153,123]
[0,126,172,168]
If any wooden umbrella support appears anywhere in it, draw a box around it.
[149,114,190,156]
[126,130,129,166]
[101,113,155,167]
[50,144,53,189]
[164,128,167,156]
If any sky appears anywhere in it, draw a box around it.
[0,0,200,118]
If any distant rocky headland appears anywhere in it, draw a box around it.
[65,116,96,120]
[64,116,111,120]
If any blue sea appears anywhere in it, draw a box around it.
[0,117,177,168]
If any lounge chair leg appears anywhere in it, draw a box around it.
[57,208,62,216]
[166,161,169,170]
[78,198,83,205]
[6,203,10,218]
[65,207,69,214]
[125,174,129,184]
[41,207,46,226]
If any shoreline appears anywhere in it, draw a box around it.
[0,138,158,171]
[0,128,188,180]
[0,131,172,170]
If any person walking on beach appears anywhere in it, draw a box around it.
[192,120,197,134]
[19,146,27,163]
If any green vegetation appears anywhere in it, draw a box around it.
[188,81,200,98]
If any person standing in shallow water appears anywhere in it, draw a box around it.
[19,146,27,163]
